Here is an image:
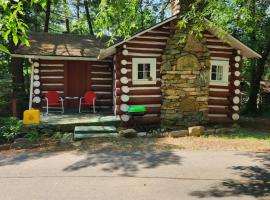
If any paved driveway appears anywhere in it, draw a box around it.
[0,150,269,200]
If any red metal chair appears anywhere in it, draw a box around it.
[79,91,96,113]
[44,91,64,114]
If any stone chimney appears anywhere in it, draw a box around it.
[171,0,180,16]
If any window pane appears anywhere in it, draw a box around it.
[144,71,151,79]
[138,71,143,79]
[138,64,144,71]
[217,66,223,80]
[211,73,217,80]
[212,65,217,73]
[144,64,151,71]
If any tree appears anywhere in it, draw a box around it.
[84,0,94,35]
[44,0,51,32]
[94,0,171,43]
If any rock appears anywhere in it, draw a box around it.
[204,129,215,135]
[0,144,10,151]
[215,128,230,135]
[170,130,188,138]
[179,98,199,112]
[60,133,74,144]
[11,138,34,149]
[118,129,137,138]
[176,54,201,71]
[188,126,205,136]
[72,141,82,147]
[137,132,147,137]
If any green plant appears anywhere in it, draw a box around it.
[25,130,40,142]
[0,117,22,143]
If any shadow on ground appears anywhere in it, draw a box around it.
[0,152,59,166]
[190,152,270,199]
[63,150,182,176]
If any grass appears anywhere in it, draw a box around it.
[208,128,270,141]
[1,128,270,156]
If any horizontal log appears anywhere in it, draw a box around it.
[141,31,170,38]
[209,85,230,89]
[125,42,165,49]
[209,107,231,114]
[127,49,165,55]
[40,78,64,83]
[40,66,64,70]
[210,53,233,58]
[90,67,112,72]
[129,89,161,96]
[40,71,64,76]
[116,81,161,88]
[91,86,112,92]
[208,117,233,124]
[208,48,233,53]
[208,99,231,106]
[209,91,232,97]
[90,73,112,79]
[206,41,231,47]
[130,37,168,43]
[40,85,64,91]
[91,80,113,85]
[115,96,161,105]
[39,60,65,65]
[96,93,113,99]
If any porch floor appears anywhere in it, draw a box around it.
[41,112,120,126]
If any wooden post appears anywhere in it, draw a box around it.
[29,60,35,109]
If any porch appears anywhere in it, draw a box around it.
[41,112,120,126]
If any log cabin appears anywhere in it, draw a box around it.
[12,0,261,127]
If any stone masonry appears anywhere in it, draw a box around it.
[161,25,211,128]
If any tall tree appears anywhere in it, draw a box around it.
[84,0,94,35]
[44,0,51,32]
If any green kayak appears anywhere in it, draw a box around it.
[128,105,146,113]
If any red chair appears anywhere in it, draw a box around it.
[79,91,96,113]
[44,91,64,114]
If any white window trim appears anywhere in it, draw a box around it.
[132,58,156,85]
[209,60,229,85]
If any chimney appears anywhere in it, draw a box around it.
[171,0,180,16]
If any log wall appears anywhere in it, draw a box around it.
[31,59,113,111]
[113,22,172,125]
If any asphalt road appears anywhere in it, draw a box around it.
[0,150,269,200]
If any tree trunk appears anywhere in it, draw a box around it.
[44,0,51,32]
[65,18,70,33]
[9,43,25,118]
[76,0,80,19]
[246,37,270,113]
[84,0,94,35]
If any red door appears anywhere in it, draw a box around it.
[67,61,89,109]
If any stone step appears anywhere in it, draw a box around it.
[73,125,118,140]
[74,126,117,134]
[74,133,118,139]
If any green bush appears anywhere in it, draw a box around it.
[0,117,22,144]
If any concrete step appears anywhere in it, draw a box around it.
[74,125,118,140]
[74,133,118,139]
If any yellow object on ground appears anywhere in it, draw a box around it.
[23,109,40,125]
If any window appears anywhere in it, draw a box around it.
[132,58,156,84]
[210,60,229,84]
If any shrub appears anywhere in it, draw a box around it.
[0,117,22,144]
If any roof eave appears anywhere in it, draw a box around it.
[11,54,103,61]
